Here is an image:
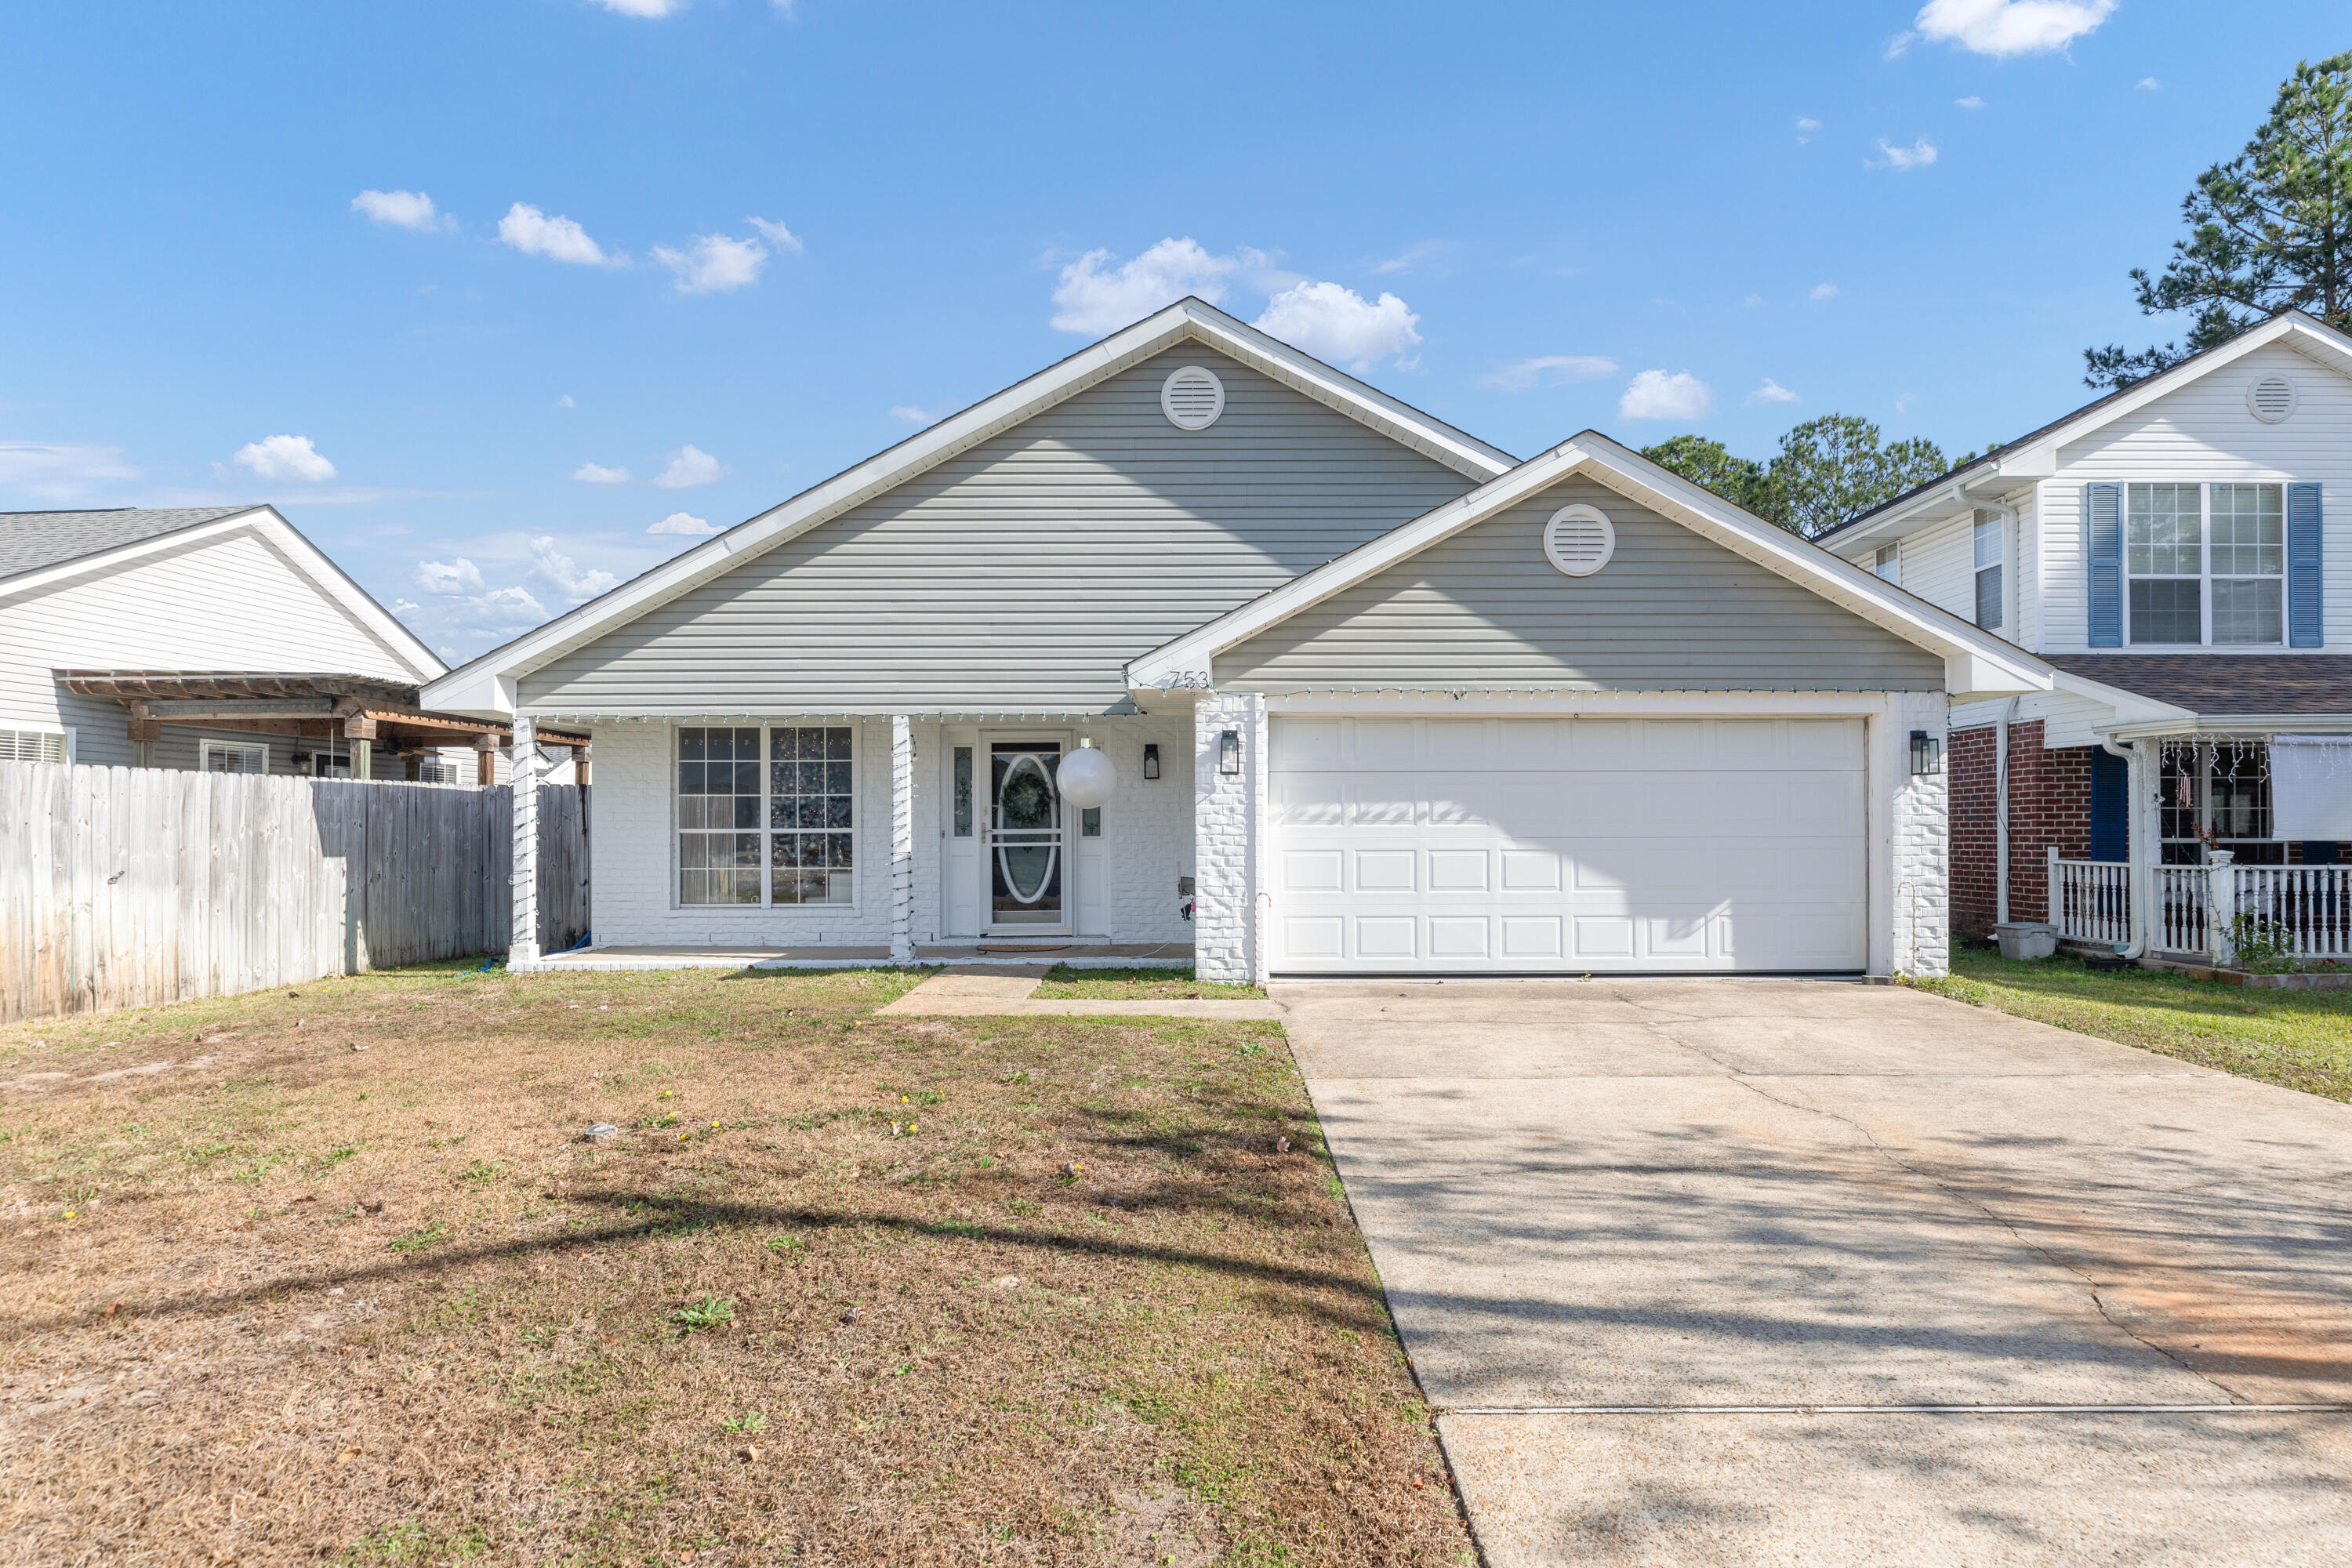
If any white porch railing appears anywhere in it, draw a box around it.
[2049,857,2130,946]
[2045,850,2351,964]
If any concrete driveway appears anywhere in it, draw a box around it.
[1276,978,2352,1566]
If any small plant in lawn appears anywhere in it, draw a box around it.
[2230,913,2299,974]
[672,1294,735,1332]
[721,1412,768,1433]
[459,1160,500,1188]
[764,1234,805,1256]
[390,1222,448,1253]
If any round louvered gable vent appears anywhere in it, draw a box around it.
[2248,374,2297,423]
[1544,504,1616,577]
[1160,366,1225,430]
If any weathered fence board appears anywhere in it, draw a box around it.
[0,762,589,1022]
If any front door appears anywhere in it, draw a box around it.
[987,740,1067,931]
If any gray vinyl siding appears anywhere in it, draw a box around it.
[521,347,1481,713]
[1216,477,1947,691]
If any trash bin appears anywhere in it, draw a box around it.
[1993,922,2059,962]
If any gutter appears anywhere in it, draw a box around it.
[1995,696,2020,926]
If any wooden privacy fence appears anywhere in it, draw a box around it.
[0,762,590,1022]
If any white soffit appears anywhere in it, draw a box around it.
[422,299,1516,717]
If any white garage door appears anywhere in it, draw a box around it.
[1269,716,1867,974]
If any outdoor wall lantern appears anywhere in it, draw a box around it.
[1910,730,1944,778]
[1142,742,1161,780]
[1058,736,1117,809]
[1218,729,1241,776]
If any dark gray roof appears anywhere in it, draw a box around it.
[0,506,260,582]
[2048,653,2352,717]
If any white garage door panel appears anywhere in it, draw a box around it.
[1269,716,1867,974]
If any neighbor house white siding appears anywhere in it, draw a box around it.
[0,526,426,768]
[2039,340,2352,653]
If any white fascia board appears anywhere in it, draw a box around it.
[0,506,442,681]
[2107,713,2352,738]
[420,299,1516,719]
[2049,667,2194,731]
[1132,434,2053,699]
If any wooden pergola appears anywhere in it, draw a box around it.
[55,670,590,784]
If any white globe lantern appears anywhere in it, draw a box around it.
[1057,739,1116,809]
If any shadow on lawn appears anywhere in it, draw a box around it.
[16,1192,1390,1338]
[1955,952,2345,1023]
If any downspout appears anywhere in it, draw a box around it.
[2100,735,2149,960]
[1995,696,2020,926]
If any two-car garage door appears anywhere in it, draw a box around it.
[1269,716,1867,974]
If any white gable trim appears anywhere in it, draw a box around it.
[1828,310,2352,552]
[420,299,1517,717]
[1126,433,2054,702]
[0,506,442,681]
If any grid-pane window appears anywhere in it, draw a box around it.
[678,727,764,905]
[2122,481,2289,646]
[768,726,855,906]
[1972,516,2002,630]
[1873,543,1901,586]
[2210,482,2284,644]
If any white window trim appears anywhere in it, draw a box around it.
[200,739,270,775]
[1873,543,1901,586]
[671,722,863,914]
[1973,513,2004,631]
[2118,479,2288,648]
[0,724,74,764]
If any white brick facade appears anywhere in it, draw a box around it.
[1888,691,1951,977]
[1192,691,1267,984]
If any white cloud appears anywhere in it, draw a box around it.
[233,434,337,483]
[417,557,485,595]
[648,511,720,535]
[1618,370,1714,422]
[1479,355,1620,393]
[653,231,768,293]
[1369,241,1450,277]
[1810,282,1840,301]
[1747,379,1802,406]
[1796,117,1822,130]
[558,394,576,408]
[652,445,724,488]
[748,216,804,253]
[2139,77,2161,91]
[572,461,631,484]
[1744,292,1766,307]
[498,202,616,267]
[1874,139,1940,172]
[528,535,619,603]
[1886,31,1916,57]
[1957,95,1986,108]
[351,189,452,232]
[1914,0,2114,56]
[1049,237,1266,335]
[0,441,138,500]
[391,598,420,615]
[481,585,546,622]
[890,405,934,425]
[593,0,681,14]
[1254,281,1421,371]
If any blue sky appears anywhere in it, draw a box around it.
[4,1,2344,662]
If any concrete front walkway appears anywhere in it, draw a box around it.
[1276,978,2352,1566]
[876,965,1282,1020]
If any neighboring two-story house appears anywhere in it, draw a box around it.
[1822,310,2352,939]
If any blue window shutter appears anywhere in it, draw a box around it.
[2085,482,2123,647]
[2288,481,2323,647]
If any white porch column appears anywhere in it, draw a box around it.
[891,714,915,965]
[1193,691,1267,985]
[510,716,541,969]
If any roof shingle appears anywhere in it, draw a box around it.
[2048,653,2352,717]
[0,506,259,582]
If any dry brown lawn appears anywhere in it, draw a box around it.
[0,963,1472,1567]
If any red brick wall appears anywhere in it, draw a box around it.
[1948,719,2097,935]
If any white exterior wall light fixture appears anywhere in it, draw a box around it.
[1058,736,1117,809]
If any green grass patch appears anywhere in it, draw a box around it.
[1033,965,1265,1000]
[1907,944,2352,1102]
